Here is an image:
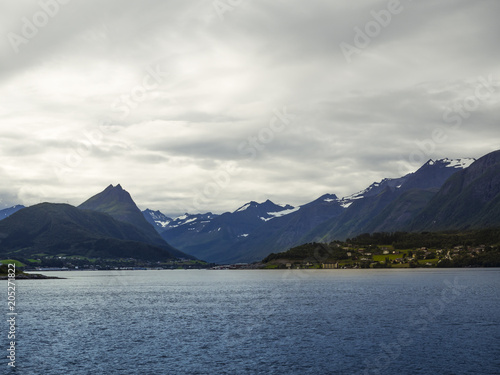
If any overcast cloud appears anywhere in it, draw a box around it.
[1,0,499,216]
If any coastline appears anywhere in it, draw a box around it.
[0,273,64,280]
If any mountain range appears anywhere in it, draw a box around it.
[1,150,499,264]
[143,152,500,263]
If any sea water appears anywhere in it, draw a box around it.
[3,269,500,374]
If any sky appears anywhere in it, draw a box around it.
[0,0,499,217]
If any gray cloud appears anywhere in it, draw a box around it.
[0,0,499,215]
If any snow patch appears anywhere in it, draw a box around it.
[443,158,475,169]
[239,234,249,237]
[340,202,353,209]
[267,206,300,218]
[235,203,251,212]
[156,220,171,228]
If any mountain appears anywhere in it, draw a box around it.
[12,153,482,265]
[153,157,477,263]
[143,209,218,233]
[78,184,193,259]
[0,205,25,220]
[400,158,475,191]
[158,195,345,263]
[78,184,193,258]
[143,209,173,231]
[79,184,154,234]
[410,150,500,231]
[361,189,436,233]
[223,194,345,263]
[306,187,403,242]
[159,199,305,263]
[304,158,475,241]
[0,203,179,261]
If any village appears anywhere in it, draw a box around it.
[317,244,490,269]
[262,239,498,269]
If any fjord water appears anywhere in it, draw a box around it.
[8,269,500,374]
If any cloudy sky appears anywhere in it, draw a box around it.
[1,0,499,216]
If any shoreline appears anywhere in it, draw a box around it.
[0,273,65,280]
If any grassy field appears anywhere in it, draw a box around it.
[372,254,403,262]
[0,259,26,267]
[418,258,439,265]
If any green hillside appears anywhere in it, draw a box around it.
[0,203,178,261]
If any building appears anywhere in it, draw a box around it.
[322,263,339,269]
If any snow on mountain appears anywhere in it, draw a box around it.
[335,178,400,208]
[340,201,353,209]
[426,158,476,169]
[234,200,293,213]
[169,213,217,229]
[143,209,173,230]
[265,206,300,218]
[440,158,476,169]
[152,153,483,263]
[233,199,297,222]
[143,209,217,232]
[235,202,252,212]
[157,220,172,228]
[335,157,475,208]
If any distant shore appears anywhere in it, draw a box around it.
[0,273,64,280]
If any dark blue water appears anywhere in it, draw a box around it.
[2,269,499,374]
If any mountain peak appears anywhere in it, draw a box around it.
[235,201,258,212]
[412,149,500,230]
[234,199,293,214]
[79,185,156,236]
[106,183,124,191]
[319,193,338,201]
[339,157,476,204]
